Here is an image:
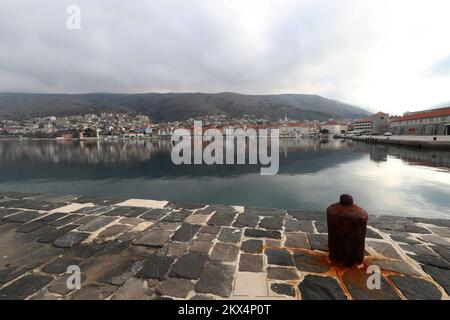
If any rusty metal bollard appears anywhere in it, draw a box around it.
[327,194,368,267]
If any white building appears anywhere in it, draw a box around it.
[353,118,372,133]
[320,122,349,134]
[279,124,311,137]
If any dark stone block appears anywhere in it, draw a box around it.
[244,229,281,239]
[95,241,129,256]
[390,234,421,245]
[140,209,169,220]
[98,259,143,286]
[239,254,263,272]
[270,283,295,297]
[104,206,149,218]
[400,244,437,257]
[389,275,442,300]
[135,230,172,247]
[267,267,299,280]
[171,223,201,242]
[433,245,450,262]
[266,249,294,266]
[3,211,42,223]
[408,254,450,269]
[13,245,62,271]
[240,239,263,254]
[259,217,283,230]
[0,273,54,300]
[287,210,326,222]
[195,262,235,297]
[342,269,400,300]
[136,255,174,280]
[170,252,209,279]
[78,216,117,232]
[366,228,383,239]
[369,221,431,234]
[0,199,50,210]
[307,234,329,251]
[0,208,22,218]
[53,232,90,248]
[174,202,205,210]
[67,243,105,258]
[72,205,104,214]
[0,267,28,286]
[211,242,239,262]
[285,219,315,233]
[73,215,98,225]
[207,211,236,226]
[16,220,48,233]
[299,275,347,300]
[117,232,141,243]
[207,204,236,214]
[409,218,450,228]
[285,233,310,249]
[161,210,191,222]
[233,214,259,228]
[190,241,213,254]
[218,227,242,243]
[293,251,330,273]
[25,225,56,240]
[156,278,195,298]
[75,196,125,205]
[244,207,285,217]
[49,214,83,227]
[422,265,450,295]
[42,257,81,274]
[367,241,402,260]
[37,212,67,222]
[199,225,221,234]
[38,224,80,243]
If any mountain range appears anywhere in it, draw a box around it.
[0,92,370,122]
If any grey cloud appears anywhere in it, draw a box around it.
[0,0,448,114]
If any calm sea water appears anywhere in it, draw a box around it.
[0,138,449,218]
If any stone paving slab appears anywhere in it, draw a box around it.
[0,191,449,300]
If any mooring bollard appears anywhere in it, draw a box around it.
[327,194,368,267]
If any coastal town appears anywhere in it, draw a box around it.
[1,106,449,140]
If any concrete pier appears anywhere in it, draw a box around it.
[349,135,450,149]
[0,191,449,300]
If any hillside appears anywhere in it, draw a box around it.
[0,92,370,121]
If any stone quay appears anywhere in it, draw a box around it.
[0,191,449,300]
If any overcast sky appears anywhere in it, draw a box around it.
[1,0,449,114]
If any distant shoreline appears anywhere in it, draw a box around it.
[343,135,450,149]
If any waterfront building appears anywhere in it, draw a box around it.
[353,118,372,133]
[390,107,450,136]
[320,121,349,134]
[353,112,389,134]
[279,123,311,137]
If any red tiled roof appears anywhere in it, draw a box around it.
[354,118,371,123]
[285,123,309,127]
[391,107,450,122]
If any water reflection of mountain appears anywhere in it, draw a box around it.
[0,139,364,180]
[351,141,450,169]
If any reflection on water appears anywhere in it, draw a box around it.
[0,138,449,218]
